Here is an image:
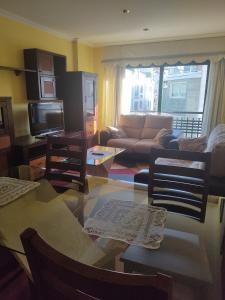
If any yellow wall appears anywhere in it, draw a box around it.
[76,42,104,130]
[93,48,104,130]
[77,42,94,72]
[0,14,105,137]
[0,15,74,137]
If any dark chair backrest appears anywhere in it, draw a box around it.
[20,228,172,300]
[45,135,88,193]
[148,148,211,223]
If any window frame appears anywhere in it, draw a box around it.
[126,60,210,115]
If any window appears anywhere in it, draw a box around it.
[122,67,160,113]
[122,62,209,136]
[169,82,187,98]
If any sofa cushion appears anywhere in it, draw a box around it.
[106,126,127,138]
[133,139,163,154]
[141,114,173,139]
[107,138,138,150]
[154,128,173,145]
[205,124,225,177]
[119,115,145,139]
[178,135,207,152]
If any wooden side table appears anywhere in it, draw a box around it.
[13,135,47,179]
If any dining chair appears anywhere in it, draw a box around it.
[148,148,211,223]
[45,135,88,193]
[20,228,172,300]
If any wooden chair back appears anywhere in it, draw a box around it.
[148,148,211,223]
[45,135,88,193]
[21,228,172,300]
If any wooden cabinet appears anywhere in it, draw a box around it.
[0,97,14,172]
[37,52,54,75]
[24,49,66,100]
[58,71,98,146]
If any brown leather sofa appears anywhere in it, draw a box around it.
[100,114,182,161]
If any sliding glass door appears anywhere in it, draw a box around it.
[123,62,209,137]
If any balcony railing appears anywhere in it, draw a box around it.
[171,112,203,138]
[128,110,203,137]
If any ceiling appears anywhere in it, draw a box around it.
[0,0,224,46]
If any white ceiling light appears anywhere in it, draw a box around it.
[122,9,130,14]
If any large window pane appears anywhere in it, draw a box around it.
[122,63,209,137]
[122,67,160,114]
[161,64,209,137]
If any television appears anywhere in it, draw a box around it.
[28,101,64,136]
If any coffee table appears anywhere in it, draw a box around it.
[86,145,125,177]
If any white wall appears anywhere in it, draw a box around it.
[102,36,225,62]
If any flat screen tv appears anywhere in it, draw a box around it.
[28,101,64,136]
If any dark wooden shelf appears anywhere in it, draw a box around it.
[0,65,36,76]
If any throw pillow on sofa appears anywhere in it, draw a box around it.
[178,135,207,152]
[154,128,172,145]
[107,126,127,139]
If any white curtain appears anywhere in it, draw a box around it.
[114,65,125,125]
[102,64,125,128]
[101,64,116,128]
[202,58,225,135]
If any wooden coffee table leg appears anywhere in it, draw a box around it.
[87,157,114,178]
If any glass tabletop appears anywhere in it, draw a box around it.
[0,175,148,270]
[87,146,125,166]
[0,174,217,288]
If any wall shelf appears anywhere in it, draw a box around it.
[0,65,36,76]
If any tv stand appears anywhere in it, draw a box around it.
[13,135,47,165]
[12,135,47,179]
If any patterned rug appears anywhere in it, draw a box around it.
[108,162,146,182]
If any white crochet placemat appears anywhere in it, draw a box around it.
[0,177,40,206]
[83,199,167,249]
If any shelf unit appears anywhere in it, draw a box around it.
[24,49,66,100]
[0,65,36,76]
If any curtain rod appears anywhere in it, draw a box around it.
[101,51,225,63]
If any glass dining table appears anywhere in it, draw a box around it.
[0,170,215,294]
[0,172,149,272]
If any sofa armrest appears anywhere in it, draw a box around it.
[100,129,112,146]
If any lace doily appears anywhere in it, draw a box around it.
[83,199,167,249]
[0,177,40,206]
